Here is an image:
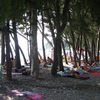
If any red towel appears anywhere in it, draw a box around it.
[25,93,44,100]
[90,71,100,76]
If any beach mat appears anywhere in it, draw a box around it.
[56,73,89,80]
[23,91,44,100]
[9,90,44,100]
[26,93,44,100]
[90,71,100,76]
[66,74,90,80]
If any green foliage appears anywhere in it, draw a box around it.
[0,0,26,27]
[88,0,100,25]
[10,0,26,20]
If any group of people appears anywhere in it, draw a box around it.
[80,61,100,72]
[2,58,16,70]
[39,57,53,68]
[57,60,100,79]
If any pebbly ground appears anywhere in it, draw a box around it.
[0,67,100,100]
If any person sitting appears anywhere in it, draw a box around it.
[47,57,53,65]
[91,61,97,66]
[39,59,47,67]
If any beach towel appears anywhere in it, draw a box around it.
[9,90,23,96]
[23,91,44,100]
[57,71,73,77]
[9,90,44,100]
[89,71,100,76]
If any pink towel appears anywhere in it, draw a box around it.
[22,91,44,100]
[9,90,44,100]
[26,93,44,100]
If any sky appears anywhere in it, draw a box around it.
[17,30,53,65]
[0,16,53,65]
[0,32,42,65]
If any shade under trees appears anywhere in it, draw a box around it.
[0,0,100,80]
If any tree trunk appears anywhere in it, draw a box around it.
[79,34,82,66]
[30,7,39,78]
[1,31,5,65]
[62,41,68,64]
[10,32,27,65]
[69,44,73,62]
[97,27,100,62]
[5,22,12,80]
[69,11,77,67]
[91,38,95,62]
[70,30,77,67]
[58,37,64,71]
[12,21,21,69]
[19,46,28,65]
[51,38,58,75]
[41,11,46,61]
[84,35,88,62]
